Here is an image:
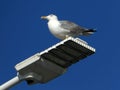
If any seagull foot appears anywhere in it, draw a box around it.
[65,35,70,39]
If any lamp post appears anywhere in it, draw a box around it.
[0,37,95,90]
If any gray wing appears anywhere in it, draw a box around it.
[59,20,86,34]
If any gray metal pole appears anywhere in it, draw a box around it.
[0,76,21,90]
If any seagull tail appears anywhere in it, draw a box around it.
[83,29,96,36]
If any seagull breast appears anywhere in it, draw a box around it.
[47,20,69,39]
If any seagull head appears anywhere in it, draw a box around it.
[41,14,58,21]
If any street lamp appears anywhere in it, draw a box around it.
[0,37,95,90]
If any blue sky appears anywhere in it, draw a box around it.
[0,0,119,90]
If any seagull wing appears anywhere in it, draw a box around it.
[59,21,86,35]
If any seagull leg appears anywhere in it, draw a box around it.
[65,35,70,39]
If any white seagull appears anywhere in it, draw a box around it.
[41,14,96,40]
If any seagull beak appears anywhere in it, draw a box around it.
[41,16,47,19]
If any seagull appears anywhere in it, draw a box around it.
[41,14,96,40]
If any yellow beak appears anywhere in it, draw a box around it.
[41,16,47,19]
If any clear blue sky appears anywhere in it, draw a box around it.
[0,0,119,90]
